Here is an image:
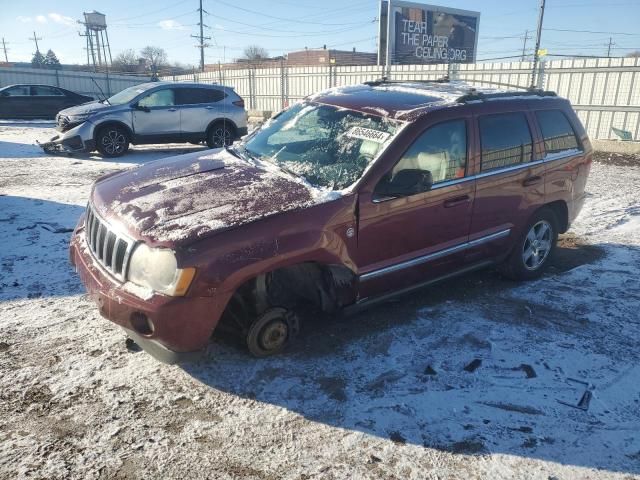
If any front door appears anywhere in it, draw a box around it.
[0,85,33,118]
[132,88,181,142]
[357,118,475,299]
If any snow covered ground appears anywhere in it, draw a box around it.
[1,121,639,480]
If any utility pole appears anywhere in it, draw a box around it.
[530,0,546,89]
[606,37,615,57]
[191,0,211,72]
[1,38,8,62]
[29,31,42,54]
[521,30,530,62]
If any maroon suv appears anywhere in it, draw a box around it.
[70,80,592,363]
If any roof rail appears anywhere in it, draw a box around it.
[456,88,557,103]
[363,75,450,87]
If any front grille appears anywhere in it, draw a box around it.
[84,204,135,282]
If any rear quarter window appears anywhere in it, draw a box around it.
[534,109,580,154]
[175,88,226,105]
[478,112,533,172]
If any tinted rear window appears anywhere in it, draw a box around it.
[479,112,533,172]
[535,110,579,154]
[175,88,226,105]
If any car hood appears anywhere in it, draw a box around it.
[60,100,111,117]
[92,148,338,245]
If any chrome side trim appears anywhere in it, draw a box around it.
[371,150,582,203]
[359,228,511,281]
[475,159,544,179]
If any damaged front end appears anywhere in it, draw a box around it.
[38,114,96,155]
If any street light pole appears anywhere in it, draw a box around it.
[530,0,546,89]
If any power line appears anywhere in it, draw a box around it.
[211,0,373,26]
[544,27,640,36]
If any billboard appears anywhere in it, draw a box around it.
[378,1,480,65]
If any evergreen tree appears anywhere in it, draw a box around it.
[44,49,61,69]
[31,50,45,68]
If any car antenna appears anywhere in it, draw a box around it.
[90,77,110,104]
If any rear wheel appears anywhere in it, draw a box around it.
[500,209,558,280]
[96,126,129,157]
[206,122,234,148]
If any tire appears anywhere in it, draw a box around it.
[96,125,129,158]
[246,307,299,357]
[206,121,234,148]
[500,208,559,281]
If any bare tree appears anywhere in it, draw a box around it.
[243,45,269,67]
[140,46,168,74]
[112,49,139,73]
[627,51,640,58]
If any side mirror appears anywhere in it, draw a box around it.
[133,103,150,113]
[375,169,433,197]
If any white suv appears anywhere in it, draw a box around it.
[43,82,248,157]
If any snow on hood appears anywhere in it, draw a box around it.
[59,100,110,117]
[91,148,341,244]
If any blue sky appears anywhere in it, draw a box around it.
[2,0,640,67]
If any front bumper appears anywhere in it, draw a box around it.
[39,122,96,154]
[69,226,223,363]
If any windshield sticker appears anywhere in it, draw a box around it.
[345,127,391,143]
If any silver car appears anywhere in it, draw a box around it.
[42,82,248,157]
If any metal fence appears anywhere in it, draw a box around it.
[0,66,151,99]
[164,57,640,141]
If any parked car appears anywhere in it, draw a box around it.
[0,84,93,119]
[41,82,247,156]
[69,80,592,363]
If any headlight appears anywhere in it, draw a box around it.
[127,243,195,296]
[68,114,91,124]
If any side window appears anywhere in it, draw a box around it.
[535,110,580,154]
[4,86,31,96]
[479,113,533,172]
[391,120,467,184]
[175,88,226,105]
[31,86,64,96]
[138,89,175,108]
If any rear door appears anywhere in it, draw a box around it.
[357,116,476,298]
[31,85,67,118]
[176,87,227,138]
[465,108,546,262]
[132,87,181,140]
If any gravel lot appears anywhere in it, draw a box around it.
[1,122,639,480]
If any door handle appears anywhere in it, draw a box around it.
[522,175,542,186]
[168,108,177,112]
[205,106,214,109]
[443,195,471,208]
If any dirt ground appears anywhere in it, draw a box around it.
[1,122,640,480]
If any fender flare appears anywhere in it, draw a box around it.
[92,120,134,143]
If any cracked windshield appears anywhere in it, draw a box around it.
[243,103,401,190]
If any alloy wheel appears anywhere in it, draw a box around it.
[101,129,127,155]
[211,127,232,147]
[522,220,553,270]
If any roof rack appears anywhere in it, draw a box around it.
[456,88,557,103]
[363,75,450,87]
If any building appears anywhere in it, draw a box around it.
[204,46,377,71]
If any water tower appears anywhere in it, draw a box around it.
[79,11,112,70]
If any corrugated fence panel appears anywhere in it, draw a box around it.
[0,66,151,98]
[150,57,639,140]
